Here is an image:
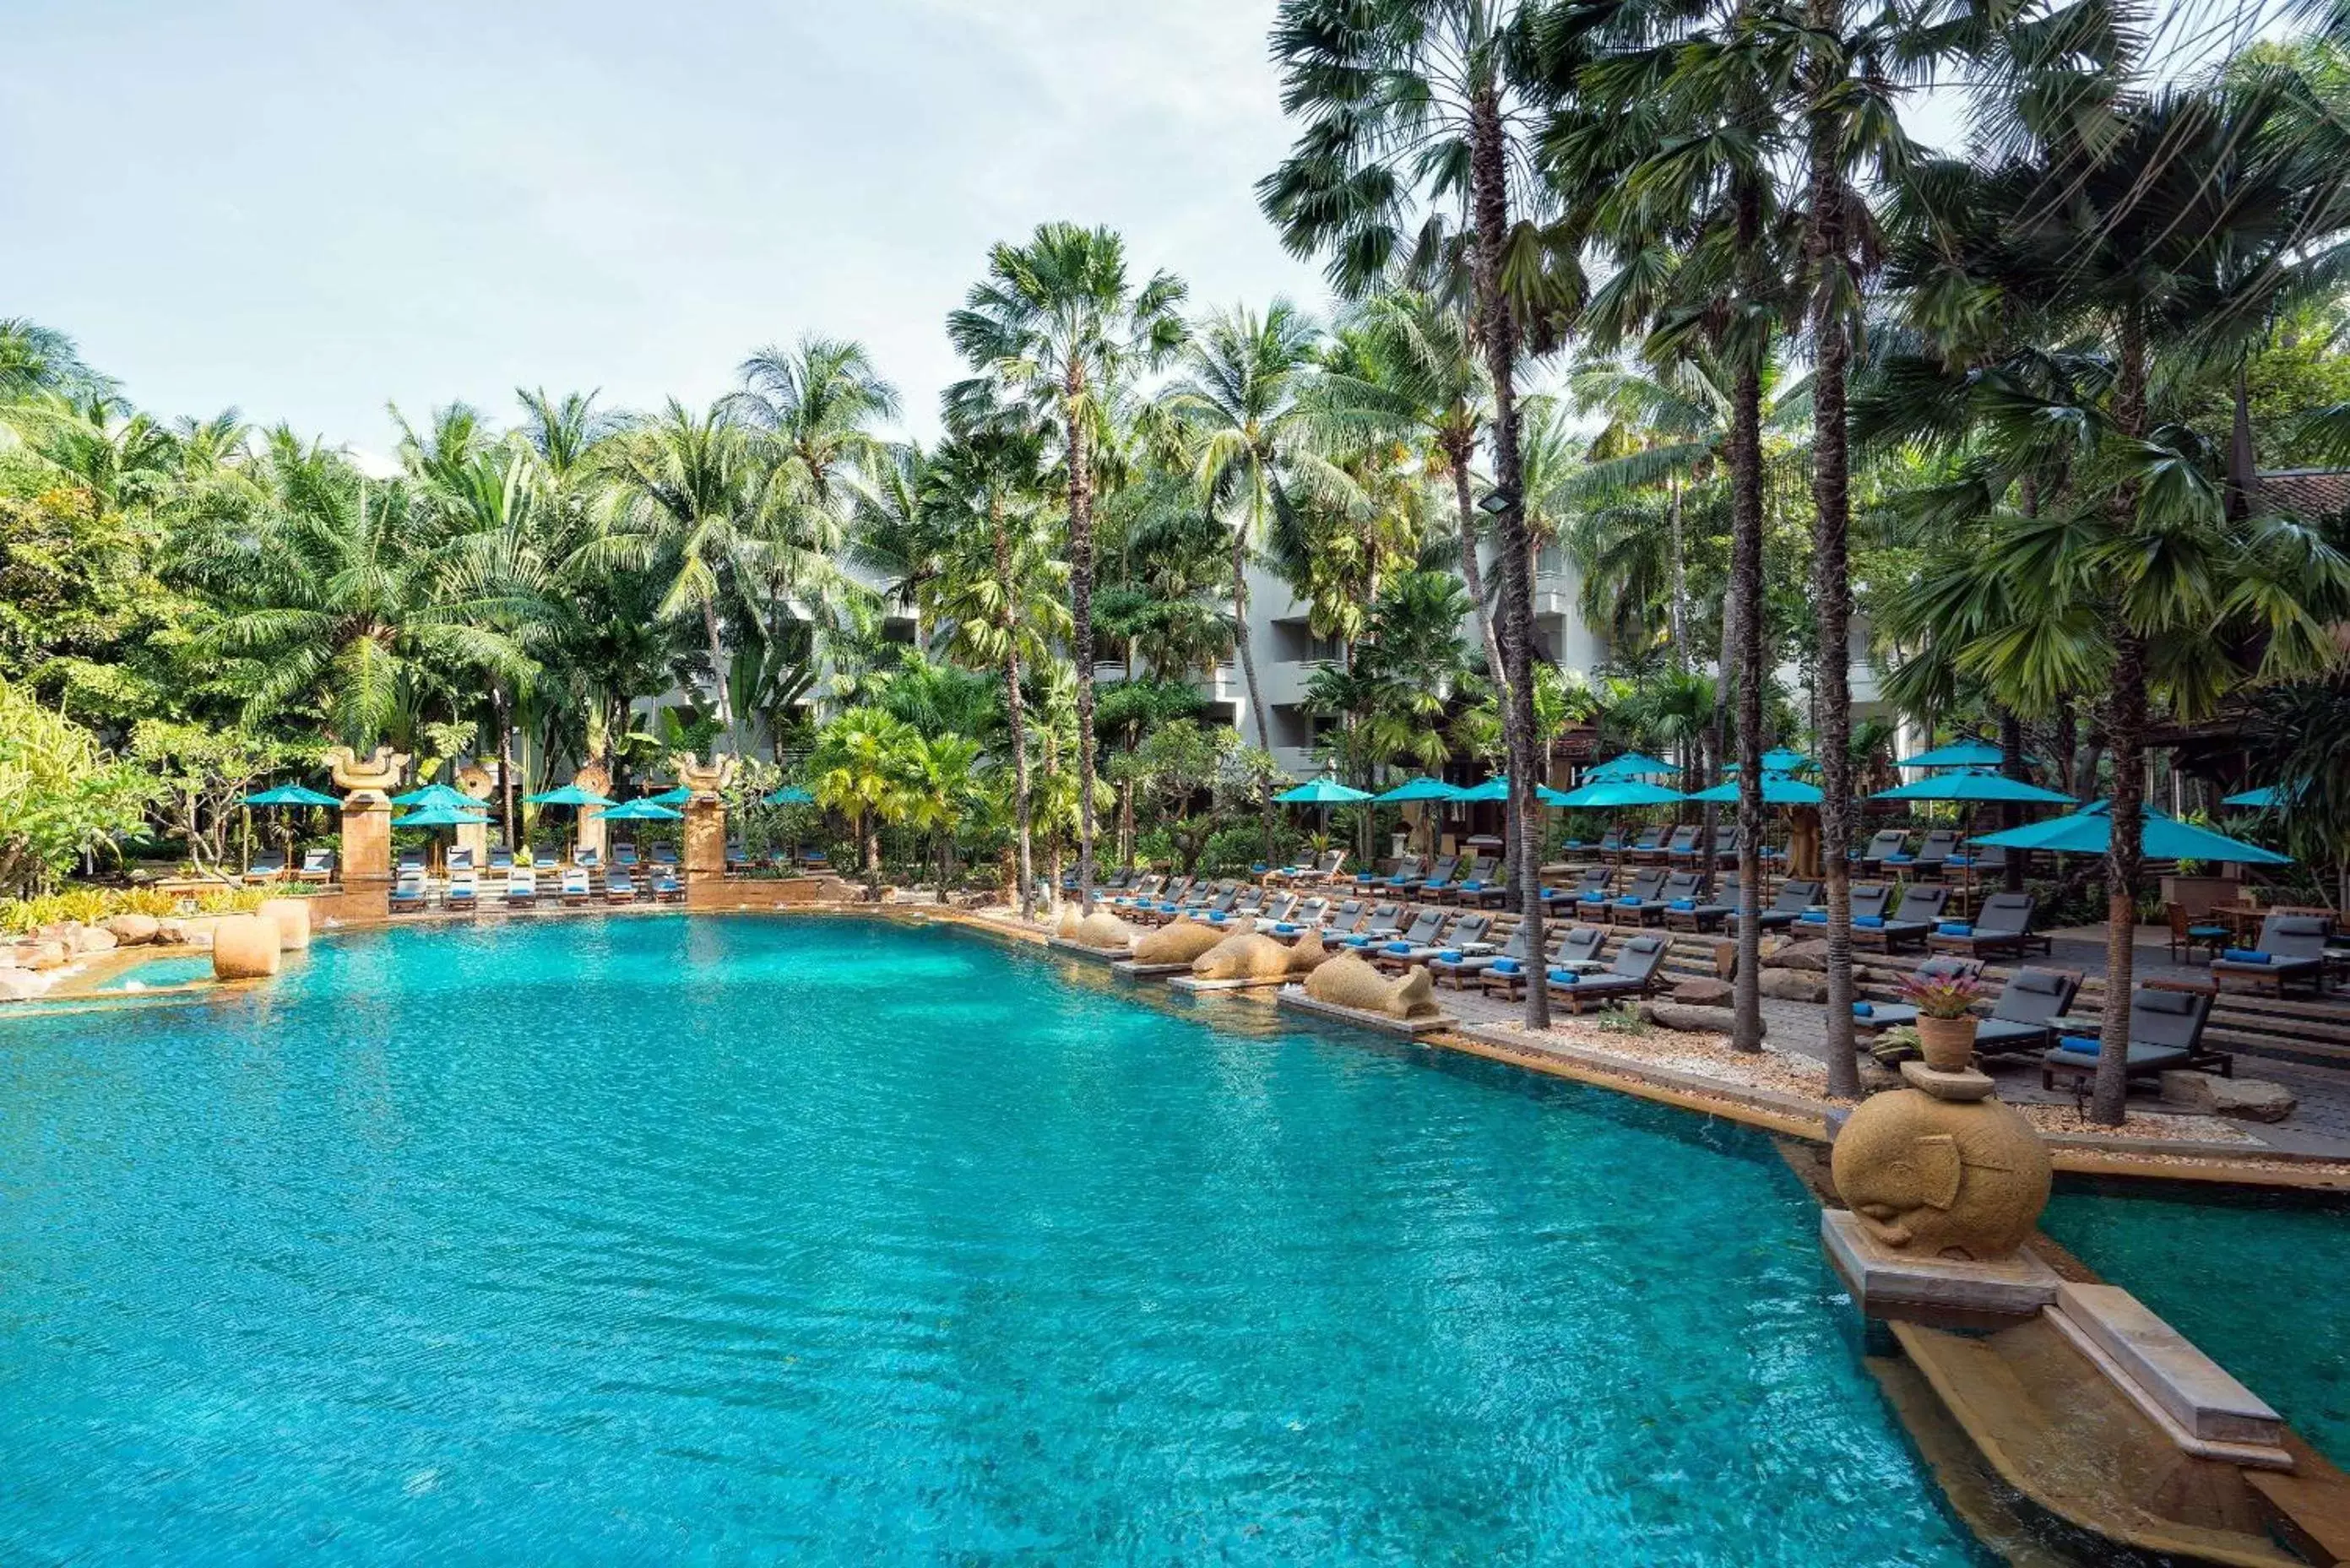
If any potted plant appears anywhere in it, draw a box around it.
[1898,971,1984,1072]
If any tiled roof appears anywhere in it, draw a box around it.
[2257,468,2350,517]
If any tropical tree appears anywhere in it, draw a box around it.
[727,335,899,506]
[807,705,917,893]
[899,731,984,897]
[947,223,1188,914]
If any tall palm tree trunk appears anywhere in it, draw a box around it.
[1231,516,1270,749]
[1448,450,1508,692]
[1805,30,1859,1096]
[1468,87,1547,1029]
[1065,382,1099,915]
[700,600,735,743]
[990,504,1038,921]
[2094,318,2152,1127]
[1728,189,1768,1054]
[1667,475,1691,665]
[1999,708,2028,894]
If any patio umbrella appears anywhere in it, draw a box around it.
[390,805,492,828]
[390,782,476,811]
[524,784,616,808]
[1894,738,2041,769]
[2222,785,2282,809]
[1275,774,1373,806]
[763,784,815,806]
[1586,751,1680,780]
[1869,768,2076,806]
[1685,773,1824,806]
[645,786,694,807]
[244,784,343,807]
[1973,802,2292,864]
[1454,776,1577,806]
[1371,776,1463,803]
[1553,779,1686,809]
[1722,747,1815,773]
[600,799,686,822]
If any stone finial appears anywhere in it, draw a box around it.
[672,751,735,800]
[1830,1087,2052,1261]
[324,744,410,800]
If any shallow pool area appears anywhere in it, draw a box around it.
[93,952,216,991]
[0,915,1999,1562]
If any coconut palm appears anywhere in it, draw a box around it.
[946,223,1188,913]
[899,731,984,898]
[808,705,918,893]
[728,335,899,506]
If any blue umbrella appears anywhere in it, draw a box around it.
[600,799,685,822]
[763,784,815,806]
[1275,774,1374,806]
[1973,802,2291,864]
[1587,751,1680,780]
[1372,776,1463,804]
[390,805,492,828]
[1723,747,1815,774]
[2222,785,2284,809]
[645,786,694,808]
[1685,773,1824,806]
[1896,738,2041,770]
[1870,768,2077,806]
[525,784,616,808]
[1553,779,1686,808]
[389,782,476,810]
[1455,776,1577,807]
[243,784,342,807]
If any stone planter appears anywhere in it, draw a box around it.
[1915,1014,1979,1073]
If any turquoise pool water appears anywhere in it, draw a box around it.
[2043,1183,2350,1465]
[94,952,215,990]
[0,915,1986,1564]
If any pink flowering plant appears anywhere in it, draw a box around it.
[1897,971,1984,1020]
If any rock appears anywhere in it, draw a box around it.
[210,914,281,979]
[1831,1087,2052,1261]
[1638,1001,1745,1035]
[22,941,68,972]
[1858,1060,1906,1095]
[155,919,186,945]
[1768,939,1831,973]
[2159,1071,2296,1123]
[1132,917,1228,967]
[34,921,79,945]
[105,914,160,946]
[258,898,312,951]
[1671,977,1734,1007]
[0,947,14,968]
[72,926,117,954]
[1303,952,1441,1020]
[1757,968,1828,1003]
[0,970,44,1001]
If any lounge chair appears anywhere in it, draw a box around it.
[1663,875,1735,933]
[1624,826,1669,864]
[1646,871,1707,928]
[1592,827,1627,856]
[388,871,427,914]
[1393,855,1457,897]
[725,844,752,873]
[604,870,638,905]
[1436,856,1499,907]
[504,868,538,909]
[654,871,683,903]
[573,846,601,871]
[1853,884,1951,953]
[2211,913,2332,996]
[1263,898,1328,938]
[1608,870,1671,926]
[1846,957,1988,1034]
[488,845,515,874]
[296,848,336,882]
[1794,882,1887,936]
[1928,892,2047,960]
[1115,876,1167,908]
[243,850,288,884]
[1477,925,1609,1001]
[1856,829,1908,872]
[1380,912,1492,972]
[1430,923,1534,989]
[1651,825,1701,867]
[611,843,640,870]
[1908,829,1960,879]
[2165,902,2231,963]
[1366,909,1448,968]
[445,868,479,911]
[1254,893,1300,930]
[448,848,475,873]
[1545,932,1670,1013]
[1547,866,1615,914]
[1853,964,2087,1064]
[1414,857,1468,900]
[397,847,429,876]
[1337,903,1406,947]
[1358,855,1422,892]
[2042,983,2228,1091]
[1732,878,1820,933]
[560,867,590,907]
[1316,898,1363,930]
[1268,849,1346,887]
[649,843,679,868]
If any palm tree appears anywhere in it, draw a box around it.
[899,731,984,897]
[1263,0,1587,1027]
[946,223,1188,914]
[1161,299,1350,749]
[728,334,899,506]
[808,705,917,893]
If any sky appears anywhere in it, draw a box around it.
[4,0,1327,464]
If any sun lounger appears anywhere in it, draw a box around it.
[396,848,428,876]
[1255,893,1300,930]
[445,868,479,911]
[725,844,752,873]
[1358,855,1422,892]
[611,843,639,869]
[2042,983,2228,1090]
[1548,866,1614,913]
[243,850,288,884]
[296,847,335,882]
[1365,909,1447,968]
[1409,856,1466,900]
[1650,825,1701,867]
[1593,827,1627,855]
[448,848,475,873]
[560,867,590,907]
[650,843,679,867]
[654,871,683,903]
[2211,913,2331,997]
[1846,957,1989,1034]
[488,845,515,873]
[1379,912,1492,972]
[1545,932,1670,1013]
[1264,897,1328,936]
[1856,829,1908,871]
[1731,878,1820,932]
[1337,903,1406,947]
[504,868,538,909]
[1608,870,1671,926]
[1477,925,1609,1001]
[1793,882,1886,936]
[1853,884,1950,953]
[604,870,638,905]
[1927,892,2046,959]
[1663,874,1735,932]
[1908,829,1960,879]
[573,846,601,871]
[1430,922,1533,988]
[1624,827,1669,864]
[388,871,427,914]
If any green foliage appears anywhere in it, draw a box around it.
[0,677,155,898]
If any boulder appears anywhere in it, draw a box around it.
[34,921,79,945]
[72,925,117,954]
[1131,917,1228,967]
[1073,910,1137,952]
[1767,939,1831,973]
[105,914,161,947]
[258,898,312,951]
[1670,977,1734,1007]
[155,919,186,946]
[2159,1071,2297,1123]
[1303,952,1441,1021]
[0,970,44,1001]
[1757,969,1827,1003]
[210,914,282,980]
[22,941,68,972]
[1637,1001,1746,1036]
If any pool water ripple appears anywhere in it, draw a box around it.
[0,915,1993,1564]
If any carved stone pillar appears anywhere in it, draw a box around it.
[326,745,410,891]
[675,752,733,882]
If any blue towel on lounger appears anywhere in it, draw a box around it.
[1437,949,1463,963]
[1854,915,1884,928]
[1800,910,1828,924]
[1580,893,1607,904]
[1669,898,1696,910]
[1886,853,1913,863]
[1275,924,1301,935]
[1937,922,1972,936]
[1384,941,1413,954]
[1490,958,1521,975]
[1548,968,1577,985]
[2222,947,2271,963]
[1853,1001,1873,1017]
[1459,880,1483,892]
[1618,896,1642,907]
[2056,1034,2098,1055]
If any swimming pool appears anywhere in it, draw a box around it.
[0,915,1988,1563]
